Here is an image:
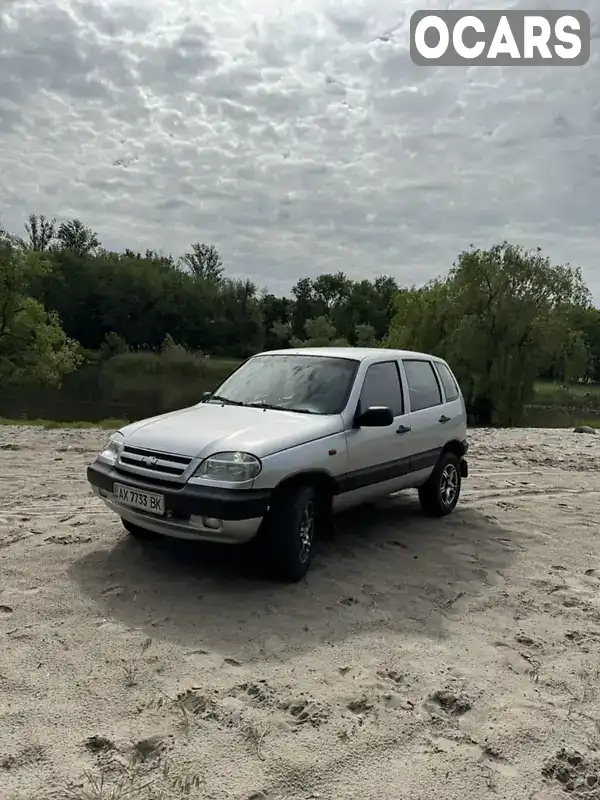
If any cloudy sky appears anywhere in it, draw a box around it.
[1,0,599,299]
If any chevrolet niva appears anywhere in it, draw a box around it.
[87,347,468,582]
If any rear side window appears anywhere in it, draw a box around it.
[359,361,404,416]
[435,362,460,402]
[403,360,442,412]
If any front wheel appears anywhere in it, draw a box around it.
[253,484,321,582]
[418,452,462,517]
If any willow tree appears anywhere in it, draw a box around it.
[387,243,591,425]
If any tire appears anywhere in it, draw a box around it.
[254,484,322,583]
[121,518,154,541]
[418,451,462,517]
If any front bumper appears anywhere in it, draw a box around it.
[87,461,271,544]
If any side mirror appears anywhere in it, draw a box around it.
[201,391,211,400]
[356,406,394,427]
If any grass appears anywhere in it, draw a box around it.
[533,380,600,408]
[526,381,600,429]
[64,751,204,800]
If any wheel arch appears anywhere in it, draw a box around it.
[441,438,467,459]
[271,469,338,503]
[440,439,468,478]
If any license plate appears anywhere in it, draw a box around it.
[113,483,165,515]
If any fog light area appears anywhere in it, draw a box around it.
[190,516,222,530]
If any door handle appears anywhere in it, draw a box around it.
[439,415,451,424]
[396,424,411,434]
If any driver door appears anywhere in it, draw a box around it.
[337,360,413,510]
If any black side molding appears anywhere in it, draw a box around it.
[337,447,442,494]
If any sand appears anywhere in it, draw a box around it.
[1,425,600,800]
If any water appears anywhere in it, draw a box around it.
[522,404,600,429]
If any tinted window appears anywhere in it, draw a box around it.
[208,355,358,415]
[403,360,443,412]
[359,361,403,416]
[436,362,460,402]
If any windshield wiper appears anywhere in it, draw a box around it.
[205,394,245,406]
[206,397,319,413]
[245,402,318,414]
[244,401,285,411]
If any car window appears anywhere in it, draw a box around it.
[359,361,404,416]
[403,359,443,412]
[435,362,460,402]
[208,354,358,414]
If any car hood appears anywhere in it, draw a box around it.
[119,403,344,459]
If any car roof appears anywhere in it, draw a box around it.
[256,346,442,362]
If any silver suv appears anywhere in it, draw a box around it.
[87,347,469,582]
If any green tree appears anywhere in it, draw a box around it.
[388,243,591,425]
[32,248,206,350]
[208,279,264,357]
[56,218,100,256]
[291,277,318,338]
[312,272,351,313]
[181,242,224,283]
[259,292,294,349]
[355,323,377,347]
[99,331,130,359]
[333,276,399,343]
[387,280,450,354]
[291,315,349,347]
[0,243,81,385]
[568,306,600,382]
[269,321,292,347]
[24,213,55,251]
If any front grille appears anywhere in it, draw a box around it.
[112,469,185,490]
[118,446,192,478]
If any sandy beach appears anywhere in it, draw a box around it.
[1,425,600,800]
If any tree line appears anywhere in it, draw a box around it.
[1,213,599,426]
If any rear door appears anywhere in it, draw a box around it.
[338,359,413,508]
[401,358,446,480]
[432,359,467,444]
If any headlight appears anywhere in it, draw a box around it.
[98,432,124,464]
[193,451,261,483]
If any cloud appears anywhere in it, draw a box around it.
[0,0,599,299]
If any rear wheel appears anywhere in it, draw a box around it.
[418,451,462,517]
[253,484,324,582]
[121,518,154,541]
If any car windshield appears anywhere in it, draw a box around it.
[204,354,358,415]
